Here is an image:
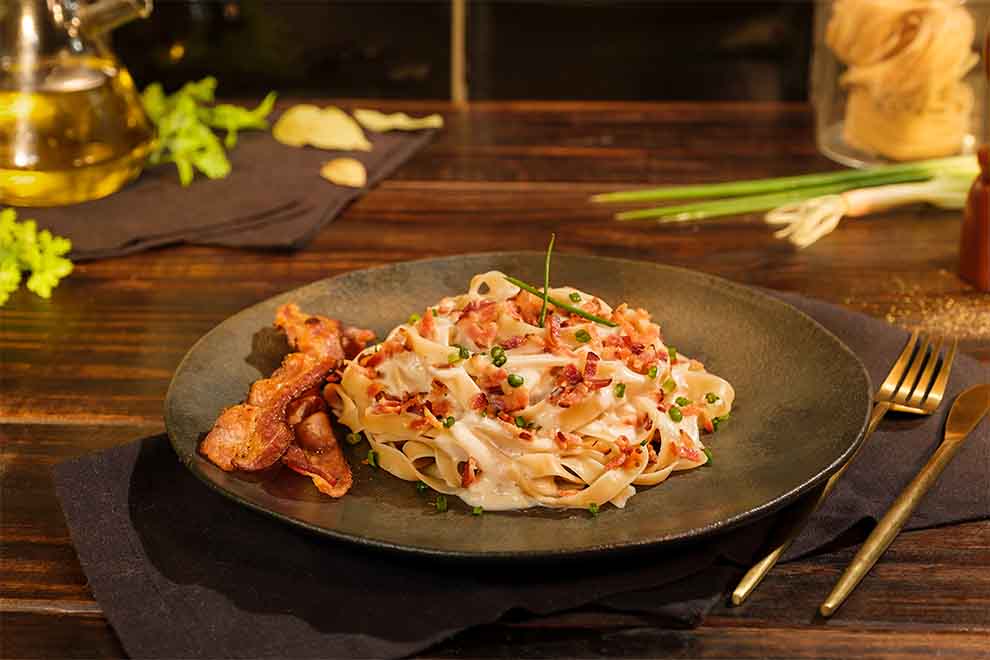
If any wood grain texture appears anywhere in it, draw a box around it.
[1,101,988,659]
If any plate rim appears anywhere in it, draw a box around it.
[165,251,872,560]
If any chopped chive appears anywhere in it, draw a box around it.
[431,308,438,316]
[575,329,592,343]
[508,373,524,387]
[539,233,556,327]
[588,502,599,516]
[640,438,649,446]
[668,406,683,422]
[367,449,379,467]
[459,345,471,360]
[493,354,507,367]
[504,276,618,327]
[662,378,677,394]
[668,346,678,362]
[408,313,421,324]
[703,447,714,465]
[515,416,527,428]
[416,481,428,493]
[675,396,691,407]
[443,416,456,428]
[472,505,484,516]
[569,292,582,303]
[713,414,730,431]
[448,351,462,364]
[345,432,364,445]
[647,365,658,379]
[435,495,448,512]
[705,392,720,404]
[614,382,626,398]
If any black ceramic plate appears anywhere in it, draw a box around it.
[165,253,871,559]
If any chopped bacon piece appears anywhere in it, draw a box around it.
[699,410,715,434]
[200,352,336,471]
[605,435,637,470]
[415,309,436,339]
[282,428,352,498]
[676,430,702,462]
[360,336,404,369]
[500,334,527,350]
[460,457,480,487]
[583,352,600,379]
[518,431,533,441]
[470,393,489,410]
[562,363,583,385]
[456,299,499,348]
[555,430,581,449]
[586,377,613,390]
[545,314,575,356]
[509,289,547,326]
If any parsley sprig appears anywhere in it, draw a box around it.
[0,208,73,306]
[141,77,276,186]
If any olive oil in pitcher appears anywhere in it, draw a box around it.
[0,1,155,206]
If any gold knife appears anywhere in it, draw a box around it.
[820,384,990,617]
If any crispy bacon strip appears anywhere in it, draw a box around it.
[275,303,375,360]
[282,439,353,498]
[200,352,336,471]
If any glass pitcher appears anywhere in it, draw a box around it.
[0,0,155,206]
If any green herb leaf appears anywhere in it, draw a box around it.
[703,447,714,465]
[367,449,379,467]
[141,78,276,186]
[661,378,677,394]
[588,503,599,516]
[647,365,658,379]
[435,495,448,512]
[675,396,691,407]
[574,329,592,343]
[472,505,484,516]
[345,432,364,445]
[569,292,582,303]
[0,208,73,306]
[416,481,429,493]
[713,414,730,431]
[614,383,626,398]
[705,392,720,404]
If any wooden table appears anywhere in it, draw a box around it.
[3,101,988,658]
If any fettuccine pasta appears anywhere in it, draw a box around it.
[329,271,734,511]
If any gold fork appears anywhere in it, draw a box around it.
[731,330,958,605]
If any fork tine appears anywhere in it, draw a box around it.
[893,333,930,405]
[877,330,920,401]
[906,335,943,408]
[921,339,958,412]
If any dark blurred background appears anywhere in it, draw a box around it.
[114,1,814,100]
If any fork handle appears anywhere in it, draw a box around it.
[731,401,891,605]
[819,435,965,617]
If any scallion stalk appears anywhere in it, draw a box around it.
[614,170,930,223]
[592,156,974,204]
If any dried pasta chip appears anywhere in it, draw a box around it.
[353,108,444,132]
[273,105,372,151]
[320,158,367,188]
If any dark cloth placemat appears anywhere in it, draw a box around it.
[17,125,435,261]
[54,290,989,659]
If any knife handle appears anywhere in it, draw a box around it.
[819,436,966,617]
[731,401,891,605]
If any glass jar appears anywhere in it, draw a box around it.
[811,0,988,167]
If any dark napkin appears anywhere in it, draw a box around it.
[54,291,988,659]
[17,126,435,261]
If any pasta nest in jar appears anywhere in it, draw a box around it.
[329,271,735,511]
